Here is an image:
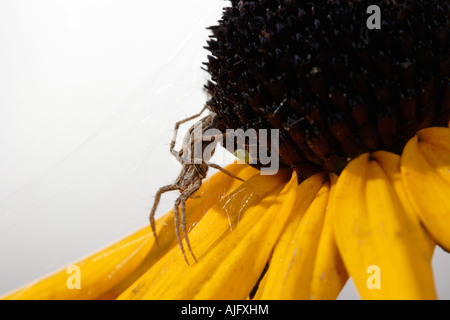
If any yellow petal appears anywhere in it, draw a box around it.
[416,126,450,184]
[2,163,257,300]
[418,142,450,185]
[309,173,349,300]
[401,131,450,252]
[255,172,347,299]
[371,151,435,258]
[99,163,260,299]
[253,172,326,299]
[190,171,298,300]
[331,153,437,299]
[2,217,165,300]
[117,169,292,300]
[416,127,450,153]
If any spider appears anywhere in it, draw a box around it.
[149,106,244,265]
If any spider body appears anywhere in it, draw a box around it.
[149,107,244,264]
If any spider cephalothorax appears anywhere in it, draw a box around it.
[149,107,243,264]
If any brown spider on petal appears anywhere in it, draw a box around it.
[149,106,244,265]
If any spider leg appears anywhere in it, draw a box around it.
[172,150,191,164]
[205,161,245,182]
[170,105,208,157]
[149,184,178,245]
[173,196,190,265]
[179,180,202,263]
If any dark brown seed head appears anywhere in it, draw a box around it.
[204,0,449,179]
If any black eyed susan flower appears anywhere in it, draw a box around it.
[2,0,449,300]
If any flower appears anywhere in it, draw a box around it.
[3,124,450,300]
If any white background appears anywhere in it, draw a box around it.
[0,0,448,299]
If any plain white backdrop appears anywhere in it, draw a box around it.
[0,0,448,299]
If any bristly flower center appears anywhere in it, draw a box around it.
[204,0,449,179]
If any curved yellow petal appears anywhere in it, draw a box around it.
[309,173,348,300]
[253,172,327,299]
[2,163,257,300]
[401,132,450,252]
[416,127,450,153]
[117,169,292,300]
[332,153,437,299]
[99,163,260,299]
[187,171,297,300]
[371,151,435,258]
[255,172,347,299]
[418,142,450,185]
[2,220,164,300]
